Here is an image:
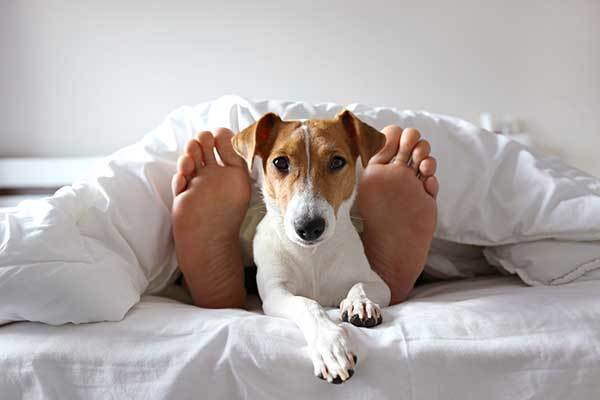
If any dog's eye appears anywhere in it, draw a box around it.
[273,156,290,172]
[329,156,346,171]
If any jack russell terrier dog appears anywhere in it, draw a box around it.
[232,110,391,384]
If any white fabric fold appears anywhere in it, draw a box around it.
[1,95,600,324]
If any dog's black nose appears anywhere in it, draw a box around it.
[295,217,326,242]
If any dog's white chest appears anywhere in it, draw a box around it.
[253,213,373,307]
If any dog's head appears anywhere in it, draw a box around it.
[232,110,385,247]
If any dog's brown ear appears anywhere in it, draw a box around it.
[337,109,386,167]
[232,112,282,171]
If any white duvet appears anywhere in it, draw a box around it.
[1,276,599,399]
[1,95,600,326]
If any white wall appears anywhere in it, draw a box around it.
[1,0,599,176]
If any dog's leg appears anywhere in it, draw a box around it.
[261,284,357,384]
[340,281,391,328]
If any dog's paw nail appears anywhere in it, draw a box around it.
[310,326,356,384]
[341,311,348,322]
[342,298,382,328]
[352,354,358,364]
[330,370,354,385]
[364,316,377,327]
[347,368,354,380]
[349,314,364,327]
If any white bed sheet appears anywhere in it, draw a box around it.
[1,276,599,399]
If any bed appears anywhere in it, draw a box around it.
[2,96,600,399]
[1,276,599,399]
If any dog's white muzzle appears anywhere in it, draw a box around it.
[284,190,335,247]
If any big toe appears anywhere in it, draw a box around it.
[369,125,402,165]
[214,128,245,168]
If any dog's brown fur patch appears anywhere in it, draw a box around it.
[232,111,385,216]
[262,124,305,215]
[306,120,358,215]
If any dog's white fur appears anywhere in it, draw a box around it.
[252,121,391,383]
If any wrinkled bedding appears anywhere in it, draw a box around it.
[1,276,598,399]
[1,95,600,326]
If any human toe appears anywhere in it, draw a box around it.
[171,173,187,196]
[370,125,402,165]
[185,138,204,169]
[410,140,431,172]
[398,128,421,163]
[214,128,246,168]
[419,157,437,177]
[197,131,217,165]
[177,153,196,177]
[424,176,439,198]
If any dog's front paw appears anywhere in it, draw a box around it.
[340,297,382,328]
[310,324,357,384]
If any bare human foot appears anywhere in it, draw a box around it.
[357,126,439,305]
[171,128,250,308]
